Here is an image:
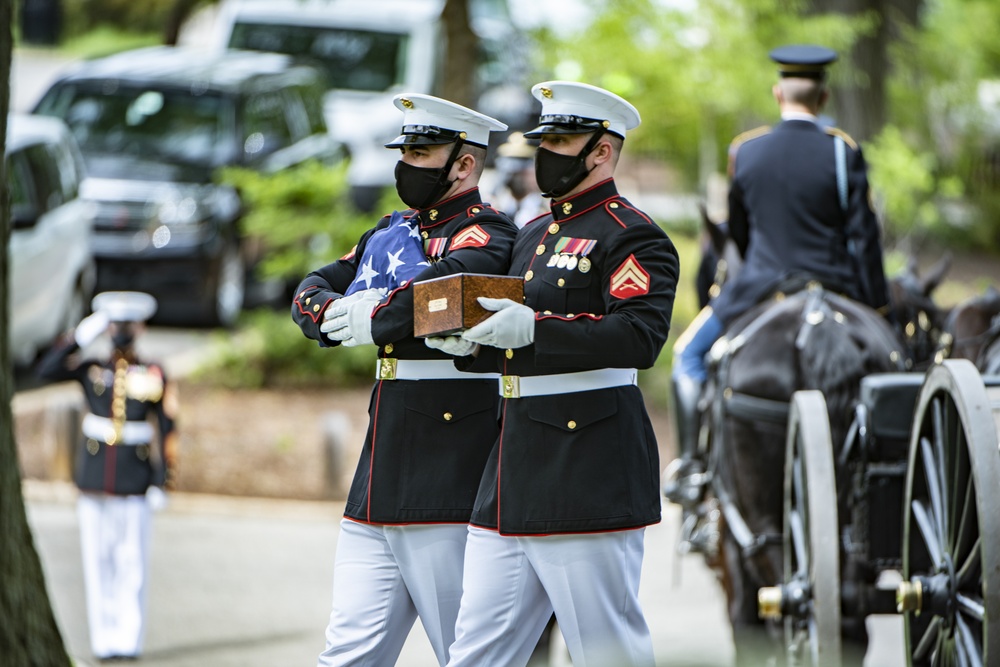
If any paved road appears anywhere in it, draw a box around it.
[25,481,906,667]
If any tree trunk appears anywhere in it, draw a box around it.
[810,0,923,142]
[441,0,476,107]
[0,3,72,663]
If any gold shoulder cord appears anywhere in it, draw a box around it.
[110,358,129,445]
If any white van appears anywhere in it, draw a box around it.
[6,114,97,366]
[212,0,535,211]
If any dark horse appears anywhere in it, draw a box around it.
[685,212,954,663]
[703,284,906,662]
[942,285,1000,373]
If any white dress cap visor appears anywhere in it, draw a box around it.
[385,93,508,149]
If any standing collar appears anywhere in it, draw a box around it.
[417,187,485,228]
[549,178,619,221]
[780,111,819,123]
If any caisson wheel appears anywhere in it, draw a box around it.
[899,360,1000,667]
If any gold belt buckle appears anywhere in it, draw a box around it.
[378,358,397,380]
[501,375,520,399]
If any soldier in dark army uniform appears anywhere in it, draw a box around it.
[290,94,517,667]
[37,291,176,663]
[426,81,679,667]
[664,45,892,501]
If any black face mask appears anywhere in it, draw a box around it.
[533,130,607,199]
[112,331,135,349]
[393,140,465,210]
[394,161,453,210]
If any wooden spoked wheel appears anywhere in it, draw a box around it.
[901,360,1000,666]
[782,390,842,667]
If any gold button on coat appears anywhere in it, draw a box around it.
[385,343,394,354]
[505,349,514,359]
[567,420,577,429]
[525,270,534,281]
[548,223,559,234]
[313,304,320,312]
[536,245,546,255]
[557,278,565,287]
[443,412,453,421]
[609,202,619,209]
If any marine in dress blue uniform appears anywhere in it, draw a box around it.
[428,81,679,667]
[664,45,892,502]
[37,291,176,663]
[290,94,517,666]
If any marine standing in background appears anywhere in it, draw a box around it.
[429,81,679,667]
[663,45,892,502]
[291,94,517,666]
[37,291,177,664]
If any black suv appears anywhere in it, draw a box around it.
[33,46,342,326]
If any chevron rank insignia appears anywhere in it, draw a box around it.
[610,254,650,299]
[449,225,491,251]
[340,245,357,261]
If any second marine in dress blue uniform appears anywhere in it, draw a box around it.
[437,81,678,667]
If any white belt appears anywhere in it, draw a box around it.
[499,368,638,398]
[376,358,498,381]
[82,413,154,445]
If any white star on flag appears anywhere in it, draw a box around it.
[345,210,430,296]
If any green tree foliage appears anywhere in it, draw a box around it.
[532,0,867,184]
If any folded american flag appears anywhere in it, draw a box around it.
[345,210,430,296]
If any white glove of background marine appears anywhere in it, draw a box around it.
[320,288,387,347]
[461,297,536,349]
[74,310,110,348]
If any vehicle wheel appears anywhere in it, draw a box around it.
[772,390,842,667]
[205,241,245,328]
[900,360,1000,666]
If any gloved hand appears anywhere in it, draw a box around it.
[461,297,536,349]
[425,335,479,357]
[320,289,386,346]
[145,485,168,512]
[74,310,110,348]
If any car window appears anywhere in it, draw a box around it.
[48,138,81,200]
[36,83,239,168]
[242,90,293,158]
[229,22,408,92]
[23,144,62,213]
[7,152,35,213]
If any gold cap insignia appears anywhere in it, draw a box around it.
[401,98,413,109]
[541,87,553,98]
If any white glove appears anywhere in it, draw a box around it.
[461,297,536,349]
[74,310,110,348]
[145,485,168,512]
[320,289,386,346]
[425,335,479,357]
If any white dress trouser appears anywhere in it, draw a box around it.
[77,492,151,659]
[447,526,655,667]
[318,519,469,667]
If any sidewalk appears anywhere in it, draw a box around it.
[26,480,736,667]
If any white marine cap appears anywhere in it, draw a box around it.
[91,291,158,323]
[524,81,641,140]
[384,93,508,149]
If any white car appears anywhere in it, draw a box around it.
[6,113,96,366]
[212,0,535,211]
